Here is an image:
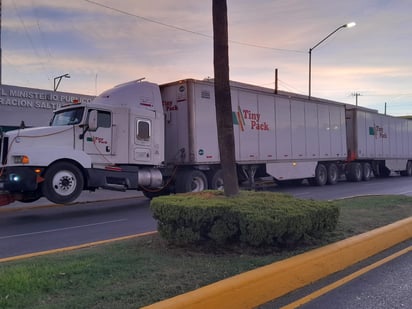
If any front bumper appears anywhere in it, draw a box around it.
[0,166,42,192]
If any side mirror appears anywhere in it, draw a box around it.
[88,110,98,131]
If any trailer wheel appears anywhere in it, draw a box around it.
[208,169,224,190]
[309,163,327,186]
[362,162,372,181]
[175,170,208,193]
[326,163,338,185]
[346,162,362,182]
[42,162,84,204]
[377,164,391,178]
[400,161,412,177]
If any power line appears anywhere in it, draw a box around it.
[83,0,305,54]
[11,0,49,80]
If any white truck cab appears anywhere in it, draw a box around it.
[0,80,165,204]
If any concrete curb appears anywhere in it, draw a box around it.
[141,217,412,309]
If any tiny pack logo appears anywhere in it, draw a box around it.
[232,106,269,131]
[232,106,246,131]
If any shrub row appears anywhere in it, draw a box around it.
[150,190,339,248]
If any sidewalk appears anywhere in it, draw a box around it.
[0,189,144,212]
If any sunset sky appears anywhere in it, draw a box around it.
[2,0,411,115]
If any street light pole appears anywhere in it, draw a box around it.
[308,22,355,100]
[53,73,70,91]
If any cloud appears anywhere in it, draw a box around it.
[1,0,411,116]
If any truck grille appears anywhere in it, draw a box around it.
[0,136,8,165]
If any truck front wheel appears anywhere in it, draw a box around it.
[42,162,84,204]
[175,170,208,193]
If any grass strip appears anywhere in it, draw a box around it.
[0,195,411,309]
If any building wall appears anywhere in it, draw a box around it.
[0,84,95,132]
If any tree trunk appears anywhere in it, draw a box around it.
[212,0,239,197]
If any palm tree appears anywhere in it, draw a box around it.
[212,0,239,196]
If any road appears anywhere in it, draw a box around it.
[0,197,156,258]
[272,175,412,200]
[0,175,411,308]
[1,175,411,259]
[299,250,412,309]
[260,240,412,309]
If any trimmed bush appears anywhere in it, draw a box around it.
[150,190,339,248]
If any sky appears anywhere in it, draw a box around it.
[1,0,412,116]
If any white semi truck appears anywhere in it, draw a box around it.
[1,78,412,206]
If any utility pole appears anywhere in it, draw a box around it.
[352,92,361,106]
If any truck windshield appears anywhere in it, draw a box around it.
[51,107,85,126]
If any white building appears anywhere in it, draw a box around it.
[0,84,95,132]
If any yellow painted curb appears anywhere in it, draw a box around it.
[142,217,412,309]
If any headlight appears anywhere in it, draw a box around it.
[9,173,21,182]
[13,155,30,164]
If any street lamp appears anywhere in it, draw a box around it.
[308,22,356,99]
[53,73,70,91]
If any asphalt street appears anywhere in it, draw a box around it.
[300,250,411,309]
[1,175,412,259]
[0,196,156,258]
[0,175,411,309]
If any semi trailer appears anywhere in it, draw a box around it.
[1,78,411,206]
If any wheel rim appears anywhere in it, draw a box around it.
[320,171,327,183]
[214,178,224,190]
[355,165,362,180]
[52,170,77,196]
[363,164,371,179]
[328,164,338,183]
[191,176,206,192]
[317,165,327,185]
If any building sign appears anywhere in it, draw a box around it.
[0,84,95,129]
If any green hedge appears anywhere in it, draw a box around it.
[150,191,339,248]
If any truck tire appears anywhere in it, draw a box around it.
[309,163,327,186]
[208,169,224,190]
[346,162,362,182]
[42,162,84,204]
[326,163,338,185]
[15,190,42,203]
[362,162,372,181]
[142,187,170,199]
[175,170,208,193]
[400,161,412,176]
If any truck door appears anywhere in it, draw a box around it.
[83,110,113,155]
[133,118,152,163]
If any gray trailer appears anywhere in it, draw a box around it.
[161,79,346,189]
[345,106,412,180]
[160,79,412,191]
